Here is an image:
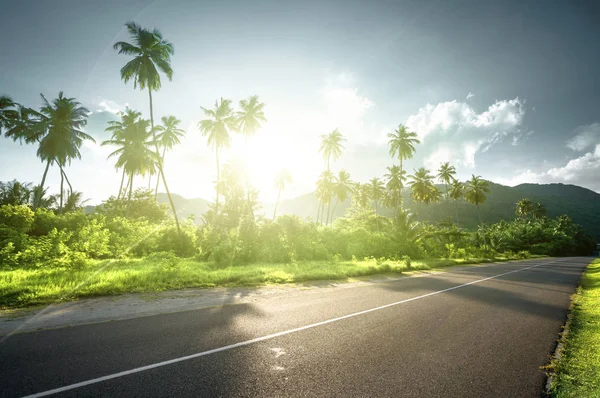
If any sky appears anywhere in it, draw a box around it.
[1,0,599,205]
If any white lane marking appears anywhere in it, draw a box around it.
[23,259,560,398]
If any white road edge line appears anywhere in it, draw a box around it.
[23,259,559,398]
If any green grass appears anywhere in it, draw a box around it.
[549,258,600,398]
[0,255,538,310]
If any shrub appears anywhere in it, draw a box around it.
[402,255,412,268]
[0,205,34,233]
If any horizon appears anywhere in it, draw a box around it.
[1,0,600,204]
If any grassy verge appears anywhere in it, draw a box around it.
[548,258,600,398]
[0,255,541,310]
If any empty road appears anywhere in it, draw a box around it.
[0,257,591,397]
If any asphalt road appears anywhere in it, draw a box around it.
[0,257,591,397]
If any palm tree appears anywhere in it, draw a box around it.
[63,191,90,213]
[319,128,345,171]
[236,95,267,211]
[388,124,420,175]
[105,108,142,198]
[198,98,237,218]
[409,167,440,211]
[532,202,547,220]
[449,180,464,225]
[6,93,93,210]
[113,21,181,236]
[437,162,456,201]
[102,118,158,201]
[331,170,352,221]
[0,180,33,206]
[354,183,371,209]
[316,170,335,224]
[464,175,490,226]
[384,165,406,213]
[368,177,385,214]
[0,95,18,134]
[273,169,292,220]
[515,198,534,219]
[154,115,185,194]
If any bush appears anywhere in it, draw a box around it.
[0,205,34,233]
[517,250,530,259]
[402,255,412,268]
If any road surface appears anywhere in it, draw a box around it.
[0,257,591,397]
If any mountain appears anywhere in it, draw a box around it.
[158,183,600,240]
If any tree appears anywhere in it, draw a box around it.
[319,128,345,171]
[0,95,18,134]
[368,177,385,214]
[384,165,406,213]
[437,162,456,201]
[331,170,352,221]
[154,115,185,194]
[236,95,267,212]
[102,118,158,201]
[515,198,534,219]
[198,98,237,219]
[449,180,464,225]
[409,167,439,210]
[113,21,181,236]
[63,191,90,213]
[273,169,292,220]
[464,175,490,226]
[316,170,335,224]
[532,202,547,220]
[388,124,420,175]
[5,92,93,211]
[0,180,33,206]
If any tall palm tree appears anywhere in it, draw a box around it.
[316,170,335,224]
[6,93,93,210]
[105,108,142,198]
[464,175,490,226]
[388,124,420,175]
[409,167,440,211]
[198,98,237,218]
[113,21,181,235]
[273,169,292,220]
[236,95,267,211]
[102,118,158,201]
[331,170,352,221]
[437,162,456,201]
[354,183,371,210]
[368,177,385,214]
[515,198,534,219]
[319,128,345,171]
[384,165,406,213]
[154,115,185,194]
[0,95,18,134]
[449,180,464,225]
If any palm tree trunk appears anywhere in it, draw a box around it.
[148,174,151,190]
[215,148,220,217]
[476,204,487,246]
[128,174,133,201]
[454,199,460,226]
[34,160,51,210]
[316,202,321,224]
[273,188,281,220]
[59,165,64,213]
[148,87,182,240]
[326,198,332,225]
[332,199,340,222]
[118,169,126,199]
[399,158,404,210]
[61,167,73,196]
[154,146,166,196]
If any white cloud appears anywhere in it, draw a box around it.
[96,99,128,114]
[501,144,600,192]
[405,97,525,168]
[566,122,600,151]
[466,92,475,99]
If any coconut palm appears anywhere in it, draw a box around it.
[384,165,406,212]
[0,95,18,134]
[368,177,385,214]
[316,170,335,224]
[198,98,237,217]
[113,21,181,235]
[273,169,292,220]
[388,124,420,174]
[437,162,456,201]
[515,198,534,219]
[449,180,464,225]
[464,175,490,226]
[63,191,90,213]
[409,167,440,210]
[354,183,371,209]
[532,202,547,220]
[319,128,345,171]
[102,118,158,201]
[331,170,352,221]
[0,180,33,206]
[8,93,93,210]
[153,115,185,194]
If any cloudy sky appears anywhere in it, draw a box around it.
[1,0,599,204]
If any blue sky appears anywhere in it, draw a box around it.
[1,0,600,204]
